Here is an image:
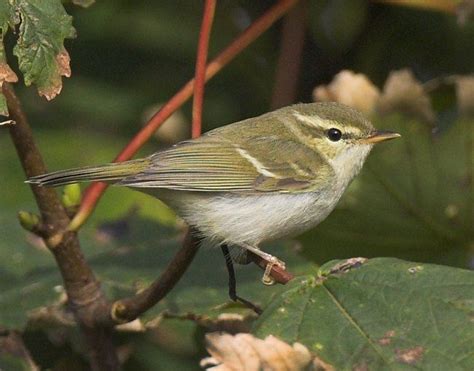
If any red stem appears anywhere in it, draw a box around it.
[192,0,216,138]
[69,0,299,231]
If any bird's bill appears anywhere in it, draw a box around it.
[362,130,401,144]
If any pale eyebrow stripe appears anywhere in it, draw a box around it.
[292,111,325,128]
[292,111,362,137]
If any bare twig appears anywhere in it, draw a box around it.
[248,253,295,284]
[192,0,216,138]
[69,0,300,231]
[108,229,201,324]
[3,84,119,371]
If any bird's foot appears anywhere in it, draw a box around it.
[261,255,286,285]
[242,244,286,285]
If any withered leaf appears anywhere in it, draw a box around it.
[201,333,315,371]
[313,70,380,115]
[377,69,436,124]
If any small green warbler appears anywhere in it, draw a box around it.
[28,102,400,277]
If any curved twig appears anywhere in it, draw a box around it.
[107,229,201,324]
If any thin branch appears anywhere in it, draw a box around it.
[3,84,119,371]
[107,229,201,324]
[69,0,300,231]
[192,0,216,138]
[270,0,306,109]
[248,253,294,284]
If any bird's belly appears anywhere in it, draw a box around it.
[166,190,342,247]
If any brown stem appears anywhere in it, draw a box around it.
[270,0,306,109]
[192,0,216,138]
[3,83,119,371]
[107,229,201,324]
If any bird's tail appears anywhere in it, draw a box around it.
[26,158,151,187]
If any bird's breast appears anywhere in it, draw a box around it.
[169,189,345,247]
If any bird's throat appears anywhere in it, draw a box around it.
[328,145,372,189]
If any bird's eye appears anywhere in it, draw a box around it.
[327,128,342,142]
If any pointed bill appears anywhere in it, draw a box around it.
[363,130,401,144]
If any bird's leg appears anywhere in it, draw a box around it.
[220,245,262,314]
[241,243,286,285]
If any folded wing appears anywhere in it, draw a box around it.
[119,131,333,193]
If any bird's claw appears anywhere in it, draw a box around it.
[261,255,286,285]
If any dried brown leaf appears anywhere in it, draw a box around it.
[0,62,18,85]
[201,333,313,371]
[377,69,435,124]
[38,49,71,100]
[313,70,380,115]
[0,62,18,115]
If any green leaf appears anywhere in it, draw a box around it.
[13,0,76,100]
[302,116,474,268]
[0,1,12,35]
[254,258,474,369]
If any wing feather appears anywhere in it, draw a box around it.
[118,121,333,193]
